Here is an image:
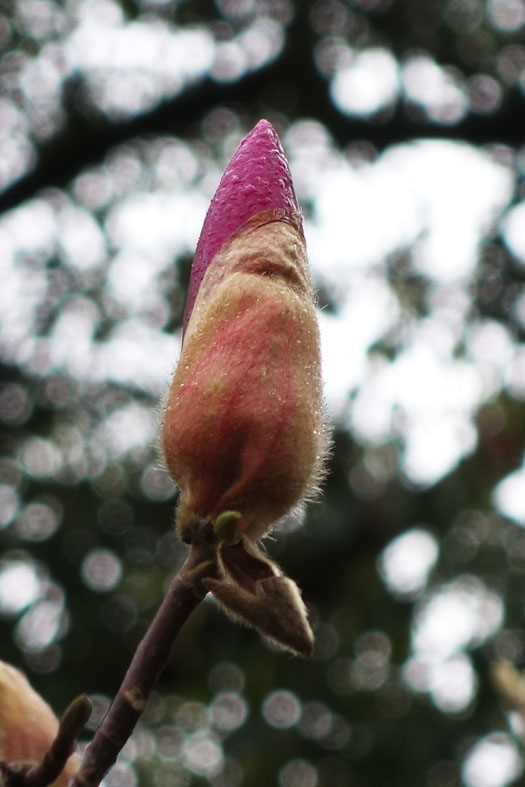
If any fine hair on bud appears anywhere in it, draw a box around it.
[163,211,329,542]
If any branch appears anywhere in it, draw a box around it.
[68,519,218,787]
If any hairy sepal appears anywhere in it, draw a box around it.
[204,536,314,658]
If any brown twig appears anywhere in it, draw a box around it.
[0,695,91,787]
[27,696,92,787]
[68,519,218,787]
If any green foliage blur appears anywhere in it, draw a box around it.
[1,1,525,785]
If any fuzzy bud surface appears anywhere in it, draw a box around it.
[163,120,326,542]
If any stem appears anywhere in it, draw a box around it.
[69,523,217,787]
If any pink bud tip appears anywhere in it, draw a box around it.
[183,119,300,334]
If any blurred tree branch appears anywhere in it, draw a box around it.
[0,19,523,217]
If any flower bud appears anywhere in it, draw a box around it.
[163,120,327,542]
[0,660,78,784]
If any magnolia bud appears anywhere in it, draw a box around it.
[163,120,327,542]
[0,660,78,785]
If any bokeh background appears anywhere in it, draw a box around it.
[1,1,525,785]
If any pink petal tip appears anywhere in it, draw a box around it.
[183,119,300,334]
